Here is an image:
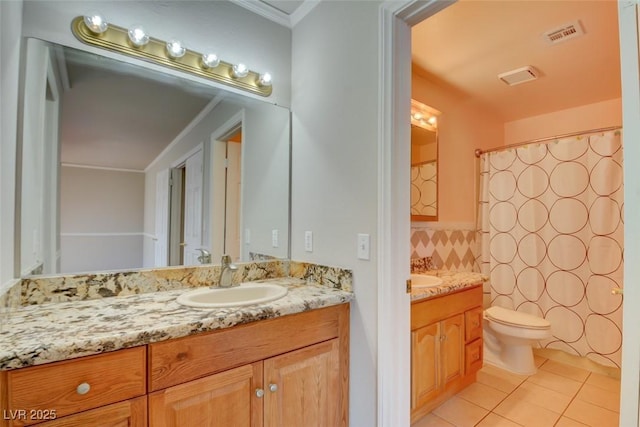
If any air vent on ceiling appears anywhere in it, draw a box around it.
[498,66,539,86]
[543,20,585,44]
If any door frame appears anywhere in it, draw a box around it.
[378,0,640,425]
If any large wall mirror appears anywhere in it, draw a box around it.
[410,99,440,221]
[19,38,290,277]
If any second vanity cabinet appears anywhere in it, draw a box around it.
[0,304,349,427]
[410,285,483,423]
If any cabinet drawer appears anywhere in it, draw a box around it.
[465,307,483,342]
[7,347,146,426]
[465,339,483,375]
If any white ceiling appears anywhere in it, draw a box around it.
[411,0,621,122]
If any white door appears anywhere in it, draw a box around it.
[183,149,204,265]
[154,169,170,267]
[225,141,241,261]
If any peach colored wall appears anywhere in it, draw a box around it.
[504,98,622,145]
[412,72,503,223]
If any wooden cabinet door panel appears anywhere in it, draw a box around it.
[148,363,262,427]
[411,323,439,411]
[264,339,340,427]
[32,396,146,427]
[441,314,464,388]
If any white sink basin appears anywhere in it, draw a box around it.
[176,283,288,308]
[411,274,444,288]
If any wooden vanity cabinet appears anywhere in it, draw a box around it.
[0,303,349,427]
[410,285,483,423]
[147,303,349,427]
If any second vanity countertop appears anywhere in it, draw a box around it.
[0,278,353,371]
[411,271,487,302]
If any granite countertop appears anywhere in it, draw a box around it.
[410,271,487,302]
[0,278,353,371]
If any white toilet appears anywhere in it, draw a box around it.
[483,306,552,375]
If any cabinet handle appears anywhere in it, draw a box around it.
[255,388,265,398]
[269,383,278,392]
[76,382,91,395]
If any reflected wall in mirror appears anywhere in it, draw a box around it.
[410,99,440,221]
[19,38,290,277]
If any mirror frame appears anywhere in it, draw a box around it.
[410,99,439,222]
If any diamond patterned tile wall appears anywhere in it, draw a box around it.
[410,226,477,272]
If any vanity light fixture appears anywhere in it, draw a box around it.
[128,24,149,47]
[258,72,272,87]
[83,13,108,34]
[201,52,220,69]
[231,63,249,79]
[71,15,272,96]
[411,99,441,132]
[166,39,186,59]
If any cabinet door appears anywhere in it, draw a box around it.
[411,322,440,412]
[32,396,146,427]
[148,363,262,427]
[441,314,464,390]
[263,339,340,427]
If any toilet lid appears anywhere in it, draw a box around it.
[486,306,550,330]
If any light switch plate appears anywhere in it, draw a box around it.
[304,231,313,252]
[357,233,370,260]
[272,229,279,247]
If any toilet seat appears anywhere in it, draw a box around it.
[485,306,550,330]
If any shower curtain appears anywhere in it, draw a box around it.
[477,129,623,368]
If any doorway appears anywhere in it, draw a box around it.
[378,1,640,425]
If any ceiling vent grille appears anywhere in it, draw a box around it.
[543,20,585,44]
[498,66,539,86]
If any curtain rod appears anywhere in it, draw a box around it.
[474,125,622,158]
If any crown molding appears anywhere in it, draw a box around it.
[230,0,321,28]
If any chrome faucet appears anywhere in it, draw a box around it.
[218,254,238,288]
[196,248,212,264]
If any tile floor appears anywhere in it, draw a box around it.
[412,355,621,427]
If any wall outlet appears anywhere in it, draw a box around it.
[357,233,370,260]
[272,229,279,247]
[304,231,313,252]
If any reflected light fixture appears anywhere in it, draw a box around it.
[83,13,108,34]
[166,39,186,58]
[71,15,272,96]
[231,63,249,79]
[128,24,149,47]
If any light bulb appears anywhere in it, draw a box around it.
[258,72,272,87]
[232,63,249,79]
[128,25,149,47]
[413,112,423,121]
[166,39,186,58]
[427,116,437,125]
[202,53,220,69]
[83,13,108,34]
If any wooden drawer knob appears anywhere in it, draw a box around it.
[269,383,278,393]
[76,382,91,395]
[255,388,265,398]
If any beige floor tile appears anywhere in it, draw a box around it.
[493,393,561,427]
[432,396,489,427]
[538,360,590,382]
[526,369,582,396]
[563,399,619,427]
[554,416,590,427]
[585,373,621,393]
[576,383,620,413]
[509,380,572,414]
[533,354,547,368]
[477,365,527,393]
[475,413,522,427]
[411,413,456,427]
[456,381,508,410]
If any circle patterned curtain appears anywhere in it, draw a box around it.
[477,130,623,368]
